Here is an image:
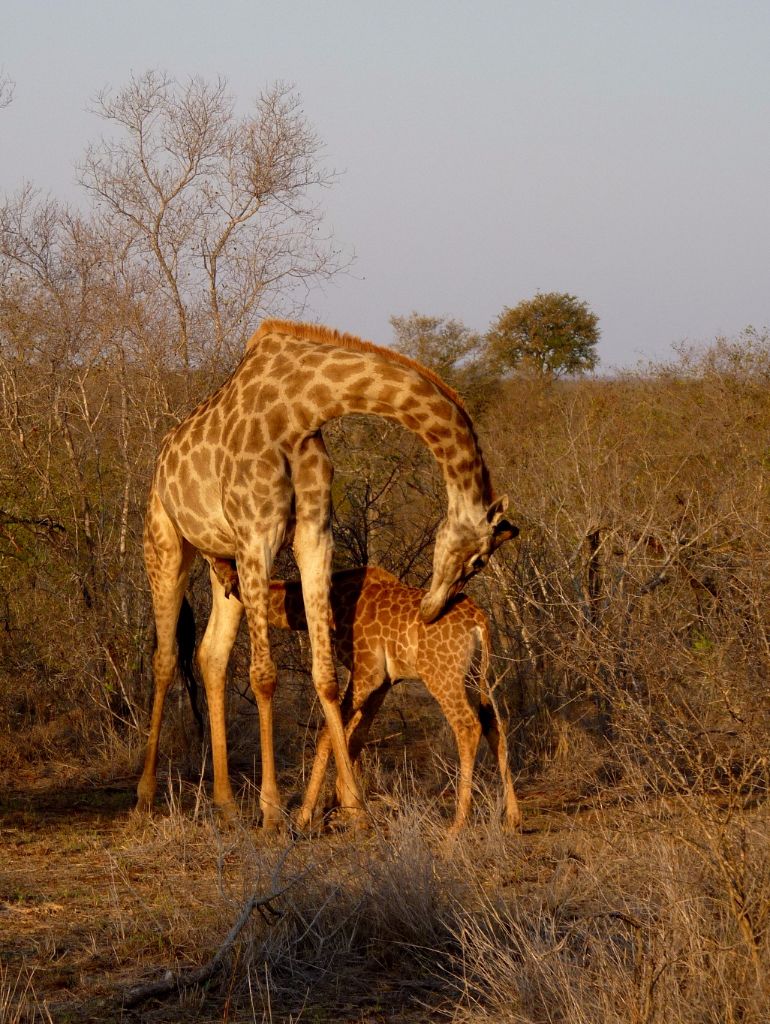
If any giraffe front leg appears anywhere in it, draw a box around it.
[429,673,482,836]
[448,715,483,837]
[298,700,370,827]
[293,522,364,825]
[296,676,353,828]
[297,726,333,829]
[296,670,377,828]
[333,681,390,810]
[196,564,244,821]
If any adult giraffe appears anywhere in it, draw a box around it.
[136,320,516,827]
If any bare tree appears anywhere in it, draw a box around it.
[390,312,497,410]
[79,71,343,371]
[0,71,14,109]
[0,185,173,735]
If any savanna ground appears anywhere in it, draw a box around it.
[3,706,770,1024]
[5,332,770,1022]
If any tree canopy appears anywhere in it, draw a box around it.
[487,292,600,378]
[78,71,341,371]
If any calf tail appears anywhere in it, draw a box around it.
[474,618,497,733]
[268,578,308,630]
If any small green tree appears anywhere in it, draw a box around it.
[487,292,600,378]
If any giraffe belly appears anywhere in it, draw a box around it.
[178,512,238,557]
[173,504,237,557]
[157,478,237,557]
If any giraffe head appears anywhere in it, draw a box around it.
[420,495,518,622]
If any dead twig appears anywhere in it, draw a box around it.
[122,843,303,1008]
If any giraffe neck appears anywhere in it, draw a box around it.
[308,354,491,523]
[242,321,494,524]
[369,389,489,522]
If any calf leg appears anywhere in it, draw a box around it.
[424,670,482,835]
[479,700,521,830]
[297,669,387,828]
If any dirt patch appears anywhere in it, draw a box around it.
[0,774,467,1022]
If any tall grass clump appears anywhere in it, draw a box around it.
[449,795,770,1023]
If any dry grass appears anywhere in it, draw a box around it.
[450,800,770,1023]
[3,752,770,1023]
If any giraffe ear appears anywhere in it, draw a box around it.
[483,495,518,549]
[484,494,509,527]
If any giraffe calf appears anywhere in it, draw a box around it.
[269,566,521,834]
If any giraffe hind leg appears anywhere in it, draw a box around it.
[196,564,244,820]
[479,700,521,830]
[136,495,196,812]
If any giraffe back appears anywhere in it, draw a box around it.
[268,565,490,687]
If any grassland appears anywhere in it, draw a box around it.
[4,333,770,1021]
[3,701,770,1023]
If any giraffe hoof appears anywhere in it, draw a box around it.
[132,799,154,820]
[291,809,314,835]
[326,805,370,833]
[134,786,156,815]
[215,802,239,828]
[260,808,284,832]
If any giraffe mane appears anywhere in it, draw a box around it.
[254,318,470,415]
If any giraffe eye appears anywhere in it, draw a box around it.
[470,556,487,574]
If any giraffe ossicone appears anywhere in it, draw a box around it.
[136,320,517,825]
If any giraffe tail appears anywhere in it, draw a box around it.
[177,596,204,738]
[473,617,497,731]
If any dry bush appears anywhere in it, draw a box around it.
[7,326,770,851]
[478,330,770,800]
[106,788,464,1020]
[449,792,770,1024]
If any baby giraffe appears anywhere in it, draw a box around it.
[266,565,521,834]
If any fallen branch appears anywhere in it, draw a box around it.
[122,843,302,1008]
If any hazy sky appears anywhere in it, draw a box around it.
[3,1,769,368]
